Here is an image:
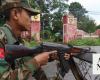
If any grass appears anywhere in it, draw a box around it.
[68,38,100,46]
[23,38,100,47]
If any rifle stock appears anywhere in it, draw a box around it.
[5,45,43,58]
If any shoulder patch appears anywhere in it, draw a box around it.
[0,28,7,44]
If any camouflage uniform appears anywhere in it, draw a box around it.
[0,0,47,80]
[0,24,37,80]
[0,0,55,80]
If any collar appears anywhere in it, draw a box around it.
[4,23,12,30]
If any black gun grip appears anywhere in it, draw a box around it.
[57,52,70,77]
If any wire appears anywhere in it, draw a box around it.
[86,10,100,15]
[70,9,100,15]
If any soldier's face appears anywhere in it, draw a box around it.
[16,9,31,31]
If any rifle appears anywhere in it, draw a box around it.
[41,42,95,63]
[41,42,96,80]
[4,42,96,80]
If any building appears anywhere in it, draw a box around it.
[62,13,77,43]
[95,29,100,37]
[76,29,86,38]
[21,14,41,42]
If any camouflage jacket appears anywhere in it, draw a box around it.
[0,24,37,80]
[0,24,18,45]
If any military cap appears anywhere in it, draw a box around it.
[0,0,40,15]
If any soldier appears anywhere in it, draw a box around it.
[0,0,71,80]
[0,0,55,80]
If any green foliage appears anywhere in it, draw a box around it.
[39,0,68,33]
[23,39,40,48]
[69,38,100,46]
[24,39,54,48]
[69,2,96,33]
[85,19,96,33]
[69,2,87,21]
[96,25,100,29]
[41,29,52,39]
[28,0,42,10]
[78,16,96,33]
[52,12,63,32]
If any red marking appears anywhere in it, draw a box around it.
[0,48,4,58]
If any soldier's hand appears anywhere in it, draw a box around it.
[34,51,57,67]
[64,53,70,60]
[49,51,58,61]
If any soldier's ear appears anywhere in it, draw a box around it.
[12,9,19,20]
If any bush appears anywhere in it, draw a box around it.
[24,38,100,47]
[69,38,100,46]
[23,40,39,48]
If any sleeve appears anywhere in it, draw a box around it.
[22,57,39,73]
[0,29,7,44]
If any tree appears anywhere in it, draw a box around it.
[85,20,96,33]
[78,16,96,33]
[27,0,40,9]
[33,0,69,41]
[69,2,96,33]
[35,0,69,32]
[96,25,100,29]
[69,2,87,21]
